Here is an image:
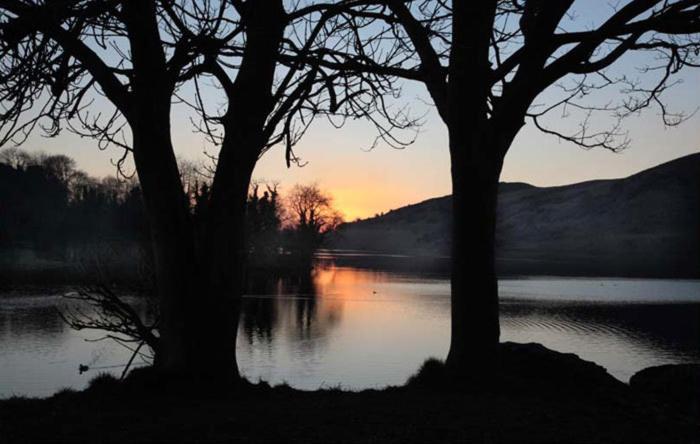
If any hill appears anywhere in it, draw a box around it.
[330,153,700,277]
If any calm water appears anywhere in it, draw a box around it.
[1,263,699,398]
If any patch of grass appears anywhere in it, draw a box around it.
[2,345,698,443]
[53,387,78,398]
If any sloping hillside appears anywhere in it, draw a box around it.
[330,153,700,277]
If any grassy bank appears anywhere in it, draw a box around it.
[1,344,697,443]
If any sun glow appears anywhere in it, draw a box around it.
[327,185,429,222]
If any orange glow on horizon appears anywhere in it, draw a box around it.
[327,185,432,221]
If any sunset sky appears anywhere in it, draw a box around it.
[12,3,700,222]
[20,72,700,221]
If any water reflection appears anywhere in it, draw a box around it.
[1,264,699,397]
[0,297,66,340]
[241,269,342,345]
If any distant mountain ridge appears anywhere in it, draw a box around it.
[330,153,700,277]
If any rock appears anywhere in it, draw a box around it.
[407,342,629,395]
[499,342,627,395]
[630,364,700,412]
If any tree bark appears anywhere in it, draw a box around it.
[182,0,286,383]
[443,2,502,378]
[123,0,241,383]
[445,130,504,377]
[197,147,258,383]
[130,113,250,384]
[131,122,200,378]
[121,0,285,385]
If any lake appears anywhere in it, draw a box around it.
[1,260,699,398]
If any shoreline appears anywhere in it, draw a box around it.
[1,343,697,443]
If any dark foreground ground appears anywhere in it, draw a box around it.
[1,343,698,444]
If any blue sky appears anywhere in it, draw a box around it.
[13,1,700,220]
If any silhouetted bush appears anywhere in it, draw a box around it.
[405,358,448,389]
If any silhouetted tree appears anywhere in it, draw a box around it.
[67,174,143,242]
[0,149,71,248]
[285,184,343,263]
[332,0,700,376]
[0,146,33,169]
[247,182,283,261]
[39,153,77,185]
[0,148,149,246]
[0,1,411,384]
[168,0,415,383]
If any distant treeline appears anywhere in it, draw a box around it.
[0,148,146,249]
[0,148,341,263]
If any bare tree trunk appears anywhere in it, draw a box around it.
[443,2,502,379]
[123,0,242,383]
[130,117,203,378]
[132,117,247,383]
[186,0,286,383]
[197,149,258,383]
[122,0,285,384]
[445,131,504,377]
[133,119,254,384]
